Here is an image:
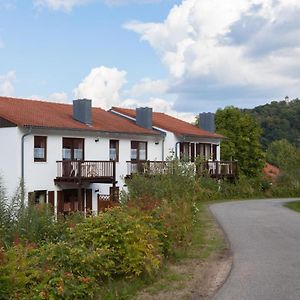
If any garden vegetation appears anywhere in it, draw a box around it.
[0,159,299,299]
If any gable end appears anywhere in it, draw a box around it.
[0,117,17,128]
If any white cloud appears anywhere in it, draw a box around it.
[125,0,300,110]
[48,92,68,103]
[120,97,195,122]
[74,66,127,109]
[0,71,16,96]
[130,78,168,97]
[34,0,93,11]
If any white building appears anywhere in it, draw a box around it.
[0,97,163,214]
[0,96,229,215]
[110,107,223,162]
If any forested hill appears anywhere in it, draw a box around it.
[243,99,300,149]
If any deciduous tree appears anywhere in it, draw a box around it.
[215,107,265,177]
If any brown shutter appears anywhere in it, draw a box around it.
[86,189,92,212]
[48,191,55,213]
[57,191,64,215]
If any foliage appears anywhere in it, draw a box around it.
[266,139,300,171]
[244,99,300,149]
[70,207,162,277]
[215,106,265,177]
[0,204,163,299]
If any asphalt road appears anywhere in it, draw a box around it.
[210,199,300,300]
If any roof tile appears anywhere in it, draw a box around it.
[111,107,223,139]
[0,97,159,136]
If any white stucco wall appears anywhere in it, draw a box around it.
[0,127,21,198]
[19,128,162,212]
[0,123,221,213]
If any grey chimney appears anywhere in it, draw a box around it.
[73,99,92,125]
[199,112,215,133]
[136,107,153,129]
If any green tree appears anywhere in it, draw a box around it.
[244,99,300,149]
[215,107,265,177]
[266,139,300,170]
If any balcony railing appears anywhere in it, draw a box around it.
[127,160,238,179]
[55,160,116,184]
[196,160,238,178]
[127,161,173,176]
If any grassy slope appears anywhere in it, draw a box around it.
[284,201,300,213]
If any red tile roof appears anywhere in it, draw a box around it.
[0,97,159,136]
[111,107,223,139]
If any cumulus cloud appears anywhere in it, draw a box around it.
[125,0,300,110]
[73,66,192,120]
[74,66,127,109]
[130,78,168,97]
[48,92,69,103]
[121,97,195,122]
[0,71,16,96]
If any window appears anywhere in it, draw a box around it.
[34,136,47,162]
[29,190,47,205]
[62,138,84,160]
[109,140,119,161]
[131,141,147,161]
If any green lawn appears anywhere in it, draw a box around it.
[284,201,300,213]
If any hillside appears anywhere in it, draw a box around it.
[244,99,300,149]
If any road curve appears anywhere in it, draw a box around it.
[210,199,300,300]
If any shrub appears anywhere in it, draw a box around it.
[71,206,162,277]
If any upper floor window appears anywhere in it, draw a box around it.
[131,141,147,161]
[109,140,119,162]
[179,142,190,161]
[34,136,47,162]
[62,138,84,160]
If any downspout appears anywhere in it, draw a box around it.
[175,141,180,159]
[161,138,165,161]
[21,126,32,205]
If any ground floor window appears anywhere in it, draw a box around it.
[28,190,47,205]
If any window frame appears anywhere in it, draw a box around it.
[131,141,148,161]
[62,137,85,161]
[34,136,47,162]
[109,139,119,162]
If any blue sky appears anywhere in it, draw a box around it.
[1,0,300,120]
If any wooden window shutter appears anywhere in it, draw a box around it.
[86,189,92,212]
[48,191,55,213]
[57,191,64,215]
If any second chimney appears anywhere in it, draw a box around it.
[136,107,153,129]
[199,112,215,133]
[73,99,92,125]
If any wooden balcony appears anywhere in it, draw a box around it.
[127,160,172,177]
[126,160,238,180]
[55,160,116,184]
[196,161,238,179]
